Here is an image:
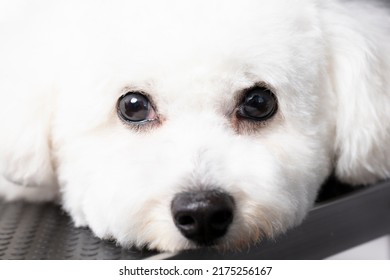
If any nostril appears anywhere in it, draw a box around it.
[176,214,196,227]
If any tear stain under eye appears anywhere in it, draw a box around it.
[230,109,272,135]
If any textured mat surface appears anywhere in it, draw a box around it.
[0,201,157,260]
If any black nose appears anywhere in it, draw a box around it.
[171,190,235,245]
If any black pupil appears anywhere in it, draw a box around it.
[119,93,150,122]
[242,89,276,120]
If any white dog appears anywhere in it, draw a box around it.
[0,0,389,252]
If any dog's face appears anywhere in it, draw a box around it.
[2,0,389,252]
[50,0,334,251]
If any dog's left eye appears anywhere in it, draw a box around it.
[117,92,157,123]
[237,86,278,121]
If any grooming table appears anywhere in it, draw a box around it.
[0,179,389,259]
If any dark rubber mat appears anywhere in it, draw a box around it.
[0,200,157,260]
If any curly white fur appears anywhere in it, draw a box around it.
[0,0,389,252]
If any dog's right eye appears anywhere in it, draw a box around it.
[117,92,157,123]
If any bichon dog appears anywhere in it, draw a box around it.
[0,0,389,252]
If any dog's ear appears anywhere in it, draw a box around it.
[0,92,57,188]
[325,3,390,185]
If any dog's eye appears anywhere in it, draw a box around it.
[117,92,157,123]
[237,87,277,121]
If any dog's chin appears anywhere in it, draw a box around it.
[113,210,294,253]
[134,225,274,253]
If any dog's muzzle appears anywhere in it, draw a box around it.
[171,190,235,246]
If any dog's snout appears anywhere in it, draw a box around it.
[171,190,234,245]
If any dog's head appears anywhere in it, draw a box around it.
[2,0,390,251]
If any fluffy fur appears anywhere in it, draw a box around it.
[0,0,389,252]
